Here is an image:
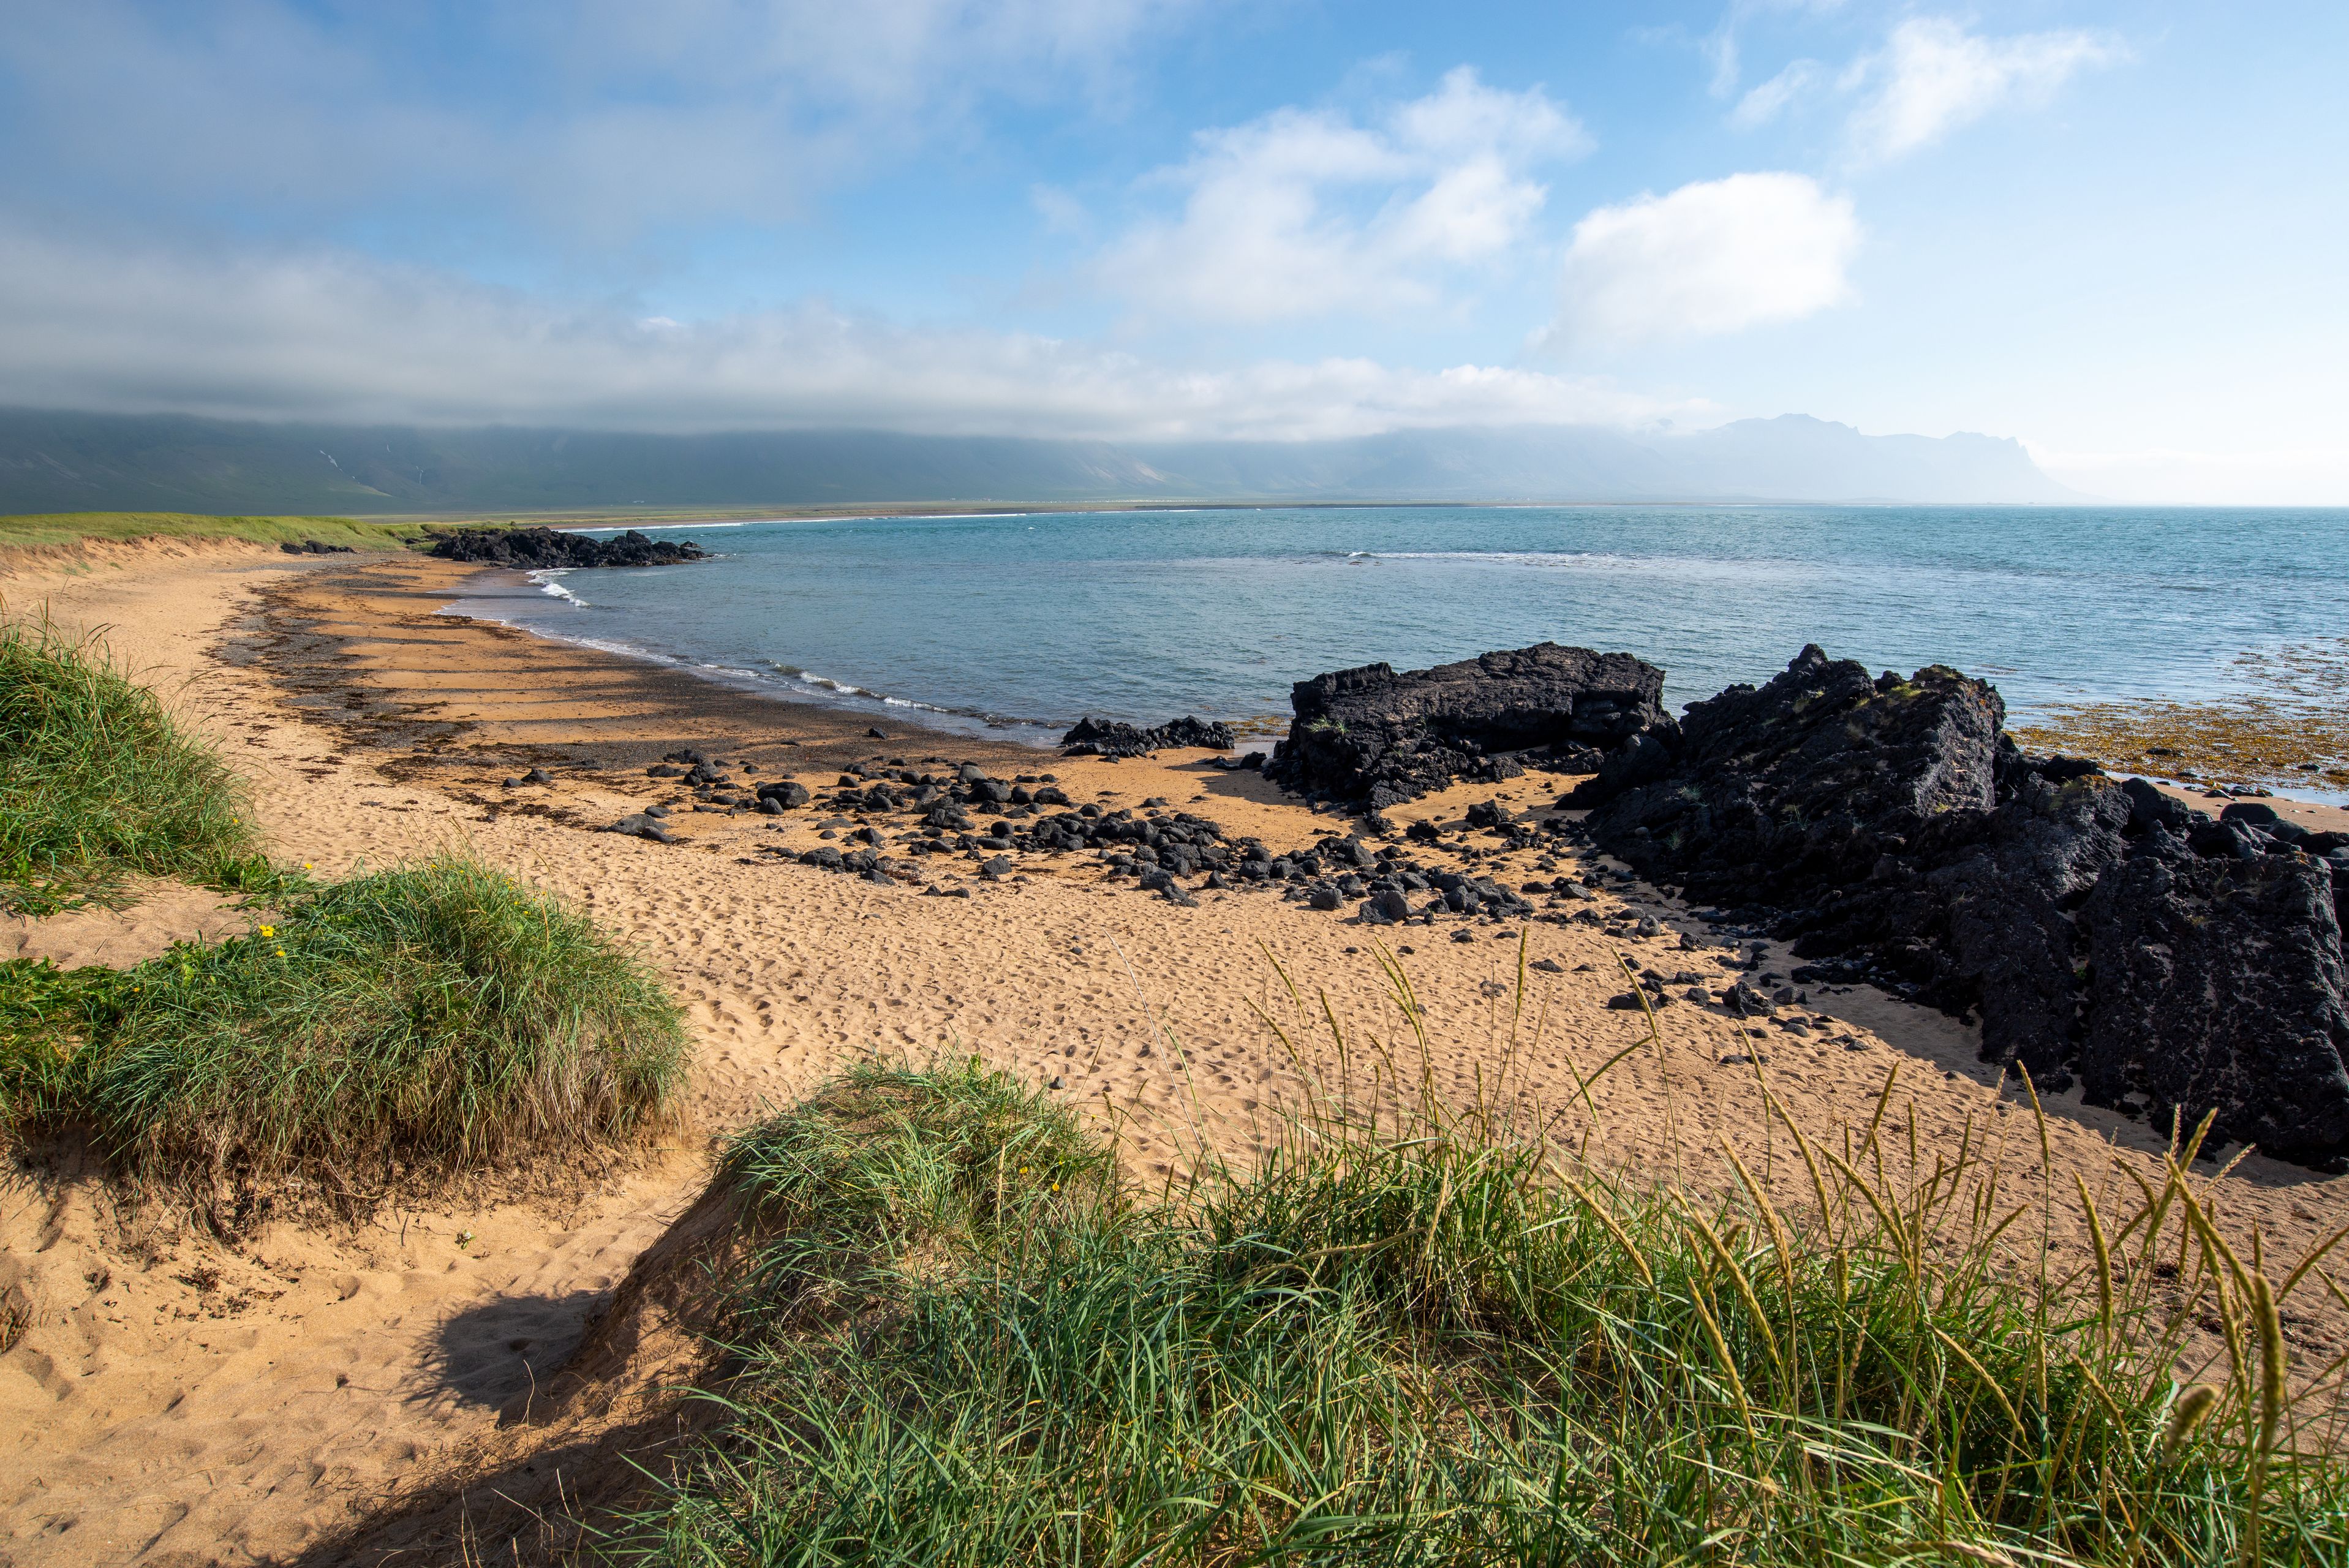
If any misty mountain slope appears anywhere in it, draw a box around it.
[1663,415,2075,503]
[0,407,2086,515]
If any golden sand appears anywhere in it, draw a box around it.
[4,539,2347,1565]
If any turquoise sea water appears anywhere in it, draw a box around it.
[452,505,2349,759]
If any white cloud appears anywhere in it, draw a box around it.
[1730,59,1825,129]
[1095,67,1589,324]
[0,228,1697,442]
[1699,0,1848,99]
[1844,18,2122,165]
[1547,173,1860,349]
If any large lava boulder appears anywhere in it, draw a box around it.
[1264,643,1670,810]
[2081,802,2349,1161]
[1578,644,2349,1166]
[428,527,706,568]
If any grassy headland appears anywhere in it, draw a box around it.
[0,510,427,552]
[609,1055,2349,1566]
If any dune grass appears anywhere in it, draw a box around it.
[0,614,272,913]
[0,858,687,1204]
[609,1038,2349,1566]
[0,511,423,552]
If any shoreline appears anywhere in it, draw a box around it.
[443,562,1094,750]
[5,540,2349,1567]
[434,510,2349,807]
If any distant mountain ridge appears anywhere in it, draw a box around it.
[0,407,2085,516]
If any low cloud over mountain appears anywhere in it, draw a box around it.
[0,407,2081,515]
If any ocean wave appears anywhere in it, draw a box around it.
[526,568,587,605]
[767,663,1058,729]
[768,663,877,698]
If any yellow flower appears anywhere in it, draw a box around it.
[258,924,276,938]
[275,948,286,957]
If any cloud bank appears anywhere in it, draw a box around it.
[0,0,1207,239]
[0,229,1697,442]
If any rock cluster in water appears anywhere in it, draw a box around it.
[1264,643,1670,810]
[428,527,706,568]
[1060,715,1235,758]
[1575,644,2349,1166]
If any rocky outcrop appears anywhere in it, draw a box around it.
[1264,643,1671,810]
[1060,715,1235,758]
[1576,645,2349,1166]
[427,527,706,568]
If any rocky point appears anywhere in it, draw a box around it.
[1574,644,2349,1166]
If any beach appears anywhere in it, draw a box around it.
[6,537,2349,1567]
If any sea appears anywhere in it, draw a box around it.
[449,503,2349,765]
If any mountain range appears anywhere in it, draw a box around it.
[0,407,2086,516]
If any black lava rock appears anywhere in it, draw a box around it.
[604,813,677,844]
[1577,643,2349,1167]
[428,527,706,568]
[1264,643,1671,810]
[1061,715,1237,758]
[2082,829,2349,1162]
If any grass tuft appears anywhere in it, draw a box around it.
[1,858,687,1205]
[612,1055,2349,1566]
[0,614,262,912]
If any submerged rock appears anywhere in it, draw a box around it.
[427,527,706,568]
[1264,643,1670,810]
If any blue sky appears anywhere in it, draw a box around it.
[1,1,2342,500]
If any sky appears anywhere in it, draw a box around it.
[1,1,2343,502]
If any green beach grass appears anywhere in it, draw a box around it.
[0,510,426,552]
[606,1045,2349,1566]
[0,858,687,1205]
[0,618,687,1201]
[0,614,270,913]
